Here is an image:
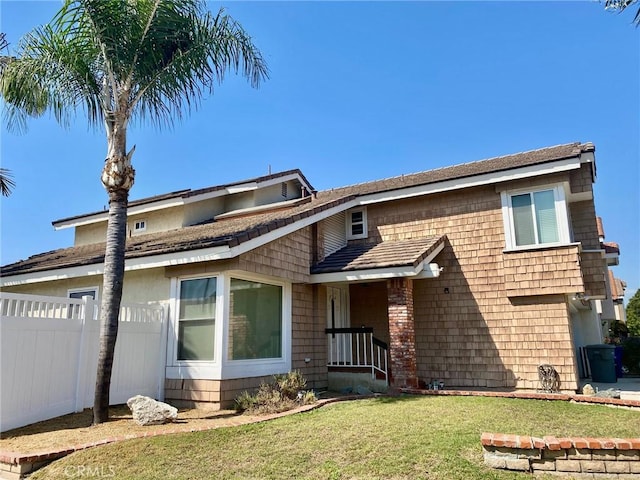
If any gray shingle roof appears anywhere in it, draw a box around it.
[1,142,593,277]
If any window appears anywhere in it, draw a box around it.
[68,288,97,300]
[133,220,146,232]
[281,182,288,199]
[502,186,570,249]
[228,278,282,360]
[177,277,217,361]
[347,208,367,239]
[68,287,98,319]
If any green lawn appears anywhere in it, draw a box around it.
[32,395,640,480]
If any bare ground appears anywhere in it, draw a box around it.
[0,405,265,454]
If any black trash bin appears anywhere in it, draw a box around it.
[585,344,617,383]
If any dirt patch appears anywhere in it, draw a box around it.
[0,405,263,454]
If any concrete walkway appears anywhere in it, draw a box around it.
[579,376,640,401]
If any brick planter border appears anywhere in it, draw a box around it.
[482,433,640,476]
[401,387,640,408]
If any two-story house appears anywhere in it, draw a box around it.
[1,142,610,408]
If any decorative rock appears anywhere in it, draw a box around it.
[595,388,620,399]
[127,395,178,426]
[582,384,595,396]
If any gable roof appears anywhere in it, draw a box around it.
[1,142,595,282]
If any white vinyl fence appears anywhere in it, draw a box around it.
[0,292,168,432]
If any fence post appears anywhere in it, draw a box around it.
[74,296,92,412]
[157,304,168,401]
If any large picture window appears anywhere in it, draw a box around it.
[177,277,217,361]
[228,278,282,360]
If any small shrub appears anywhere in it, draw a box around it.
[300,389,317,405]
[234,390,258,412]
[622,337,640,375]
[274,370,307,399]
[234,371,316,414]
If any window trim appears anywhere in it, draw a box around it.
[169,273,225,373]
[67,287,99,319]
[133,219,147,232]
[501,184,571,251]
[221,271,291,379]
[166,271,291,381]
[346,207,368,240]
[67,286,99,300]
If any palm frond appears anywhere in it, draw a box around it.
[129,5,268,128]
[603,0,640,25]
[1,20,104,132]
[0,168,16,196]
[1,0,268,134]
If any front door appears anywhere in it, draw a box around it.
[327,285,350,364]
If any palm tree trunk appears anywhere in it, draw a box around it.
[93,188,128,424]
[93,121,135,425]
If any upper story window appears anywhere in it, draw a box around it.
[347,208,367,240]
[501,186,571,250]
[133,220,147,232]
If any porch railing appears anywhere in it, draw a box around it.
[325,327,388,384]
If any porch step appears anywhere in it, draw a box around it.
[328,366,387,381]
[327,371,388,394]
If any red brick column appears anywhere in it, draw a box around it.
[387,278,418,388]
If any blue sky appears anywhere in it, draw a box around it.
[1,1,638,302]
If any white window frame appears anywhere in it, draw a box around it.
[133,219,147,232]
[501,184,572,251]
[67,286,99,301]
[222,271,291,379]
[346,207,368,240]
[166,273,225,380]
[67,287,99,319]
[166,271,291,381]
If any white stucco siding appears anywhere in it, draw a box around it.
[73,206,185,246]
[75,222,109,246]
[127,207,184,237]
[2,268,170,306]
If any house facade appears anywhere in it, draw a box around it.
[1,142,612,408]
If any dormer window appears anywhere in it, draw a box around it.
[133,220,147,232]
[347,208,367,239]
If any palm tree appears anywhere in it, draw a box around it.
[604,0,640,25]
[0,33,16,197]
[0,0,268,424]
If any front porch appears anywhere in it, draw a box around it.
[325,326,389,392]
[311,236,447,392]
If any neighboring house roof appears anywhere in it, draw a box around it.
[596,216,605,239]
[1,142,595,282]
[603,242,620,256]
[311,236,444,274]
[609,270,627,302]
